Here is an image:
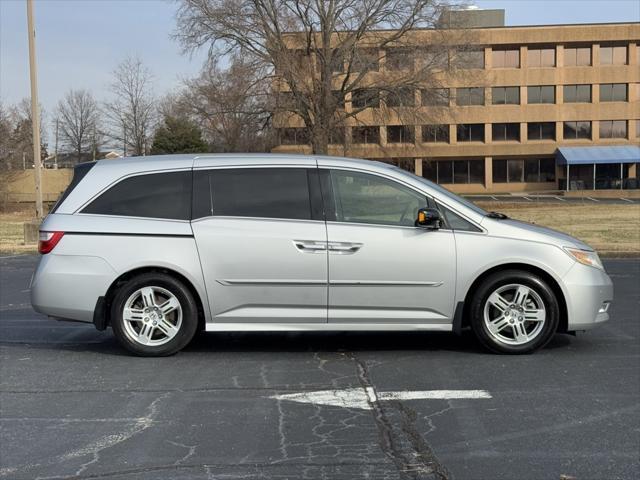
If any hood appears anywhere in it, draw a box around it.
[481,217,593,251]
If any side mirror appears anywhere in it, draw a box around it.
[415,207,442,229]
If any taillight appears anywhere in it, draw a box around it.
[38,231,64,254]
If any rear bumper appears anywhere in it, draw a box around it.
[30,254,116,323]
[562,262,613,331]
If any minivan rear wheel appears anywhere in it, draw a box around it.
[469,270,559,354]
[111,273,198,356]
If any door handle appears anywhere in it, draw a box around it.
[328,242,363,254]
[293,240,327,253]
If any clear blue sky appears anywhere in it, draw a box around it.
[1,0,639,116]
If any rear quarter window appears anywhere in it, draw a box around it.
[51,161,96,213]
[82,171,192,220]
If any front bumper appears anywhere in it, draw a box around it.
[30,254,116,323]
[562,262,613,331]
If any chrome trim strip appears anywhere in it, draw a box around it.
[206,323,453,332]
[217,279,327,286]
[329,280,443,287]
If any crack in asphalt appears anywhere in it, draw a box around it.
[348,352,450,480]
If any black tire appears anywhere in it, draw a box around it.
[110,272,198,356]
[469,270,560,354]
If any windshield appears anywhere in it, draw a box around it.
[388,166,488,216]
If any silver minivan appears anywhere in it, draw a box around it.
[31,154,613,356]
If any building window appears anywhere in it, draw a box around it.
[422,125,449,143]
[493,158,555,183]
[280,128,309,145]
[421,88,449,106]
[456,87,484,106]
[492,48,520,68]
[527,122,556,141]
[492,86,520,105]
[386,88,415,108]
[457,124,485,142]
[492,123,520,142]
[563,84,592,103]
[329,128,345,145]
[352,89,380,109]
[600,120,627,139]
[387,125,415,144]
[352,49,379,72]
[422,159,485,184]
[330,51,345,73]
[454,49,485,69]
[527,48,555,67]
[385,48,413,71]
[332,91,345,110]
[527,85,555,104]
[564,46,591,66]
[352,126,380,144]
[599,83,627,102]
[563,121,592,140]
[600,45,627,65]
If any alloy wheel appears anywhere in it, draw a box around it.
[122,286,183,346]
[483,283,546,346]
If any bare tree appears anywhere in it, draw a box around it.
[55,89,100,162]
[103,56,156,156]
[3,99,48,168]
[180,57,275,152]
[175,0,465,155]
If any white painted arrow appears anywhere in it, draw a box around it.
[270,388,491,410]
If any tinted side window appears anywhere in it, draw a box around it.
[328,170,426,227]
[205,168,314,221]
[82,171,192,220]
[51,161,96,213]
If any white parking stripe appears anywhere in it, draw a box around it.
[586,197,599,202]
[271,389,492,410]
[620,198,634,203]
[554,196,566,202]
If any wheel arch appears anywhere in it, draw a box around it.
[460,263,568,333]
[102,266,206,331]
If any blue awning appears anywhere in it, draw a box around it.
[556,146,640,165]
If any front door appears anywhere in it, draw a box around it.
[321,167,456,324]
[191,164,328,323]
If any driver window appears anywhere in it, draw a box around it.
[330,170,426,226]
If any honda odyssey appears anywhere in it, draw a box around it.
[31,154,613,356]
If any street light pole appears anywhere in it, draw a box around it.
[27,0,43,219]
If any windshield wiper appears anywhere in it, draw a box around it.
[486,211,509,219]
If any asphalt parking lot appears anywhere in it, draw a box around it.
[1,255,638,480]
[464,194,640,205]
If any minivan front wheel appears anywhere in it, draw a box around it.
[469,270,559,354]
[111,273,198,356]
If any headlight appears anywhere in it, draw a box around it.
[564,247,604,270]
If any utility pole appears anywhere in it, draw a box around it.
[54,118,59,169]
[27,0,43,219]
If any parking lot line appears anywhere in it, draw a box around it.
[271,389,492,410]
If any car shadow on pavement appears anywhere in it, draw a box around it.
[181,328,573,355]
[2,311,573,357]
